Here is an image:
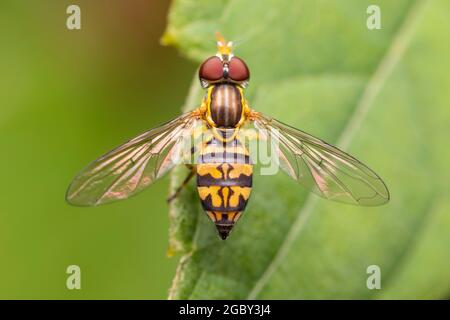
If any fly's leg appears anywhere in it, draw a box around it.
[167,164,196,203]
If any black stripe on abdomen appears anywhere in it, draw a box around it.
[197,173,252,187]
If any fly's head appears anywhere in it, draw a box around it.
[198,33,250,89]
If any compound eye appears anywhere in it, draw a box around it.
[199,56,223,81]
[228,57,249,81]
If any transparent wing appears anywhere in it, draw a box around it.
[66,111,202,206]
[251,111,390,206]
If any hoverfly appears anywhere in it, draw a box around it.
[66,34,390,240]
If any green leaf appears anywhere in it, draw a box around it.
[163,0,450,299]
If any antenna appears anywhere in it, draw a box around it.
[215,32,233,55]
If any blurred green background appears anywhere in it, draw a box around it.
[0,1,195,298]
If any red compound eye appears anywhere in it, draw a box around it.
[228,57,249,82]
[199,56,223,81]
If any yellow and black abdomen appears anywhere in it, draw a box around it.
[196,136,252,240]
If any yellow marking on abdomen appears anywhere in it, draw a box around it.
[198,186,222,207]
[197,164,223,179]
[222,187,229,207]
[229,186,252,207]
[229,164,252,179]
